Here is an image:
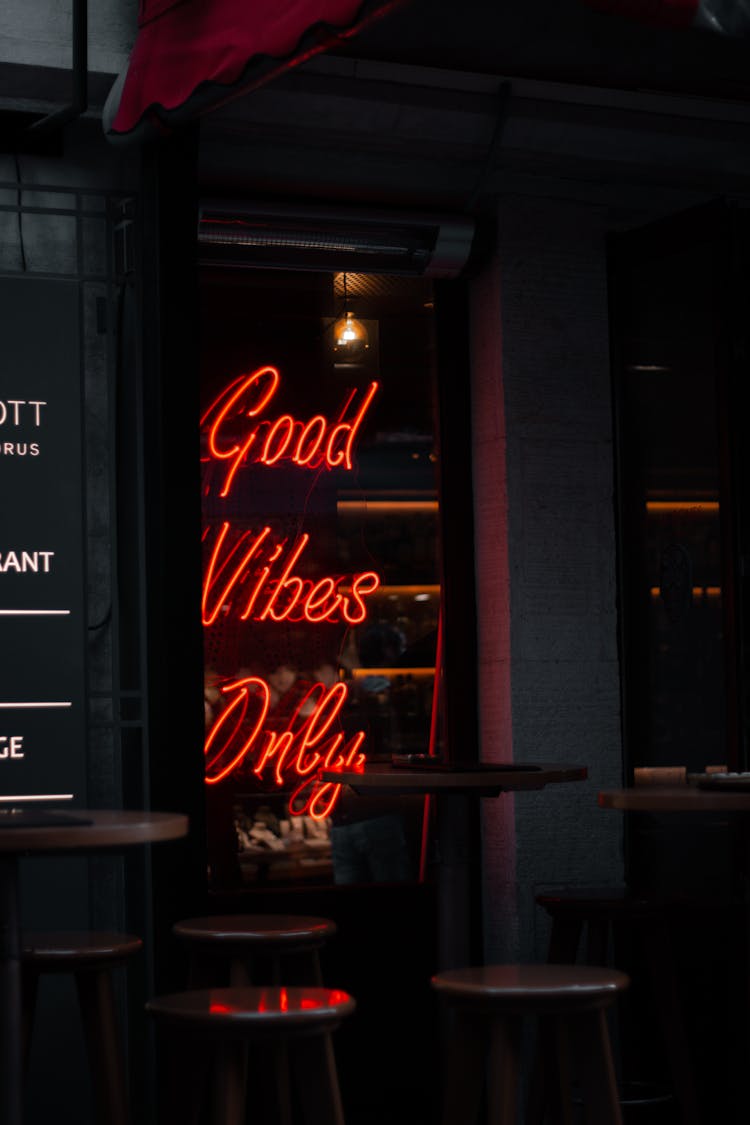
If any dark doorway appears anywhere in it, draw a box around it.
[608,200,750,1121]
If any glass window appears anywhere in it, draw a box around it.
[199,270,442,890]
[611,219,732,778]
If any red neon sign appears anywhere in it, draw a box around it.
[201,366,379,819]
[201,366,379,497]
[204,676,365,820]
[202,521,380,627]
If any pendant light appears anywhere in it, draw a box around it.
[333,273,368,359]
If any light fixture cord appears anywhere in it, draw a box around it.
[14,152,27,272]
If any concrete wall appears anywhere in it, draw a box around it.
[0,123,140,1125]
[0,1,134,75]
[474,194,625,963]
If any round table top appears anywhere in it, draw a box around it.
[0,809,188,853]
[321,761,587,796]
[147,986,355,1029]
[598,787,750,812]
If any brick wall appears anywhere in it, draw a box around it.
[472,195,624,962]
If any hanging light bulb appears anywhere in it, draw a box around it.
[334,310,368,348]
[333,273,368,360]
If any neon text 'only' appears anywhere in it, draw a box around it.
[204,676,365,819]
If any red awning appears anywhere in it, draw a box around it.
[105,0,405,141]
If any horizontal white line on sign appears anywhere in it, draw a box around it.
[0,610,71,616]
[0,702,72,709]
[0,794,74,802]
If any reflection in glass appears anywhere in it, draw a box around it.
[199,271,441,889]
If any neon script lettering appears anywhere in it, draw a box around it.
[201,366,379,496]
[201,368,380,814]
[202,521,380,627]
[204,676,365,820]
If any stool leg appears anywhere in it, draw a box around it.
[155,1028,208,1125]
[569,1007,622,1125]
[526,1014,577,1125]
[440,1008,487,1125]
[586,919,610,967]
[187,952,202,988]
[293,1031,346,1125]
[211,1039,247,1125]
[189,951,223,988]
[640,918,701,1125]
[21,967,38,1073]
[527,1016,557,1125]
[547,917,583,965]
[311,949,323,986]
[274,1041,294,1125]
[550,1017,580,1125]
[75,967,130,1125]
[229,956,251,987]
[486,1014,522,1125]
[528,917,584,1125]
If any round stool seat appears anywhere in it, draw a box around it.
[434,964,629,1125]
[148,986,355,1125]
[174,915,337,990]
[22,931,142,1125]
[148,985,355,1034]
[23,931,143,966]
[173,914,335,951]
[432,964,629,1012]
[535,886,702,1125]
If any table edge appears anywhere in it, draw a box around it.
[598,787,750,812]
[0,810,189,852]
[321,763,587,794]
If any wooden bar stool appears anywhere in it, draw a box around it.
[432,964,628,1125]
[536,888,701,1125]
[173,914,336,987]
[22,931,142,1125]
[147,984,355,1125]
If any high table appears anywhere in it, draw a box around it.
[322,762,587,969]
[0,808,189,1125]
[598,785,750,1120]
[598,786,750,814]
[597,783,750,901]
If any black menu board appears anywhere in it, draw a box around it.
[0,278,87,804]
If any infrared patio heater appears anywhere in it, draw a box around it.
[196,200,477,277]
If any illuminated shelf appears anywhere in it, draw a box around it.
[377,584,440,596]
[646,501,719,513]
[650,586,721,599]
[339,584,440,599]
[351,667,435,679]
[338,500,439,514]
